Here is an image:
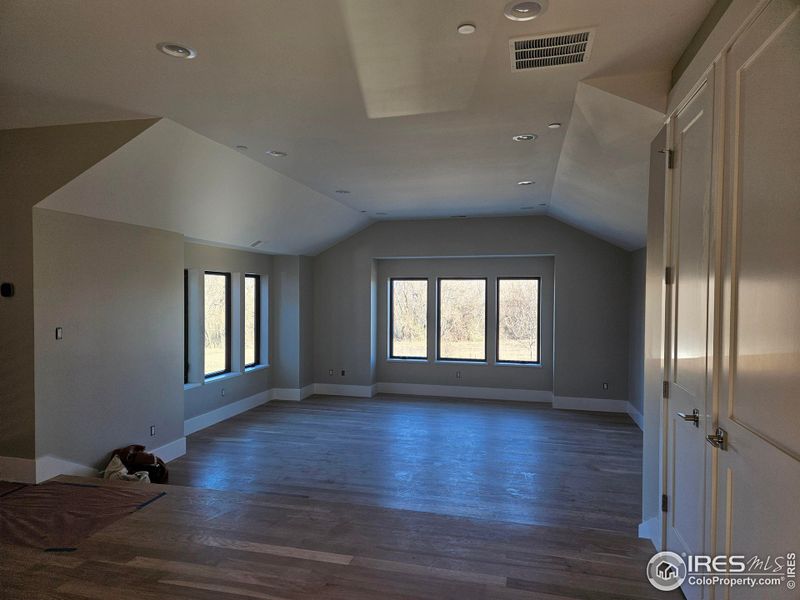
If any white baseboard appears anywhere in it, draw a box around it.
[312,383,375,398]
[184,390,270,435]
[627,403,644,431]
[151,437,186,463]
[374,382,553,403]
[0,455,37,484]
[35,455,98,482]
[553,395,631,413]
[639,516,661,548]
[271,384,315,402]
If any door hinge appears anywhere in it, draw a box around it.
[662,494,669,513]
[666,149,675,169]
[663,380,670,398]
[665,266,673,285]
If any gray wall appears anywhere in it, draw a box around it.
[642,126,668,534]
[184,242,272,420]
[33,209,184,468]
[628,248,646,415]
[0,119,156,461]
[299,256,315,388]
[376,257,554,390]
[314,216,632,402]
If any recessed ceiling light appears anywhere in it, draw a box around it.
[547,122,562,129]
[539,202,547,206]
[504,1,548,22]
[360,210,367,213]
[235,145,248,150]
[250,240,263,248]
[266,150,287,157]
[517,180,535,186]
[512,133,537,142]
[156,42,197,59]
[335,189,351,194]
[457,23,477,35]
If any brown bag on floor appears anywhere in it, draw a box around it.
[111,445,169,484]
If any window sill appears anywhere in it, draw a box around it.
[435,360,488,366]
[245,364,269,373]
[386,358,429,363]
[205,371,241,383]
[183,382,202,391]
[495,361,543,368]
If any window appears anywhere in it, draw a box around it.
[389,278,428,359]
[244,274,260,367]
[204,272,230,377]
[497,278,540,364]
[437,278,487,361]
[184,269,189,383]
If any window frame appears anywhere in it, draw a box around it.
[204,271,232,379]
[184,269,189,383]
[495,276,542,365]
[388,277,429,360]
[436,277,488,363]
[244,273,261,369]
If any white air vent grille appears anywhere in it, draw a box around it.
[510,29,594,70]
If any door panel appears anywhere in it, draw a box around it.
[666,74,715,600]
[715,1,800,598]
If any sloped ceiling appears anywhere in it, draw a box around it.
[1,0,715,252]
[550,81,666,249]
[37,120,370,256]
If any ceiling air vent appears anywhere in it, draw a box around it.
[510,29,594,71]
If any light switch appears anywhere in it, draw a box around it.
[55,327,63,340]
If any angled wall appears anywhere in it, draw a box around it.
[0,119,156,472]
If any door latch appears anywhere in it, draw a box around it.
[706,427,728,451]
[677,409,700,427]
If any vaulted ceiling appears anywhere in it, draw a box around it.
[0,0,715,252]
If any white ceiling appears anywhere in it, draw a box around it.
[1,0,714,251]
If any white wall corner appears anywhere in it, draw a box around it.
[627,403,644,431]
[374,382,553,403]
[184,390,270,435]
[638,516,661,549]
[312,383,376,398]
[271,384,315,402]
[0,455,38,484]
[552,396,630,413]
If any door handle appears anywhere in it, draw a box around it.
[706,427,727,451]
[677,409,700,427]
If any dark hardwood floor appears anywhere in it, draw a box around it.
[171,395,644,536]
[2,395,675,599]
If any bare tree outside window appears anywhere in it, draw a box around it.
[497,278,539,363]
[204,273,229,376]
[438,279,486,361]
[390,279,427,358]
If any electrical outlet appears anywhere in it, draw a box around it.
[328,369,334,376]
[340,370,346,376]
[149,426,156,437]
[221,388,226,397]
[456,371,462,379]
[602,382,609,390]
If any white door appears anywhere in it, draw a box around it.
[665,72,716,600]
[713,1,800,599]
